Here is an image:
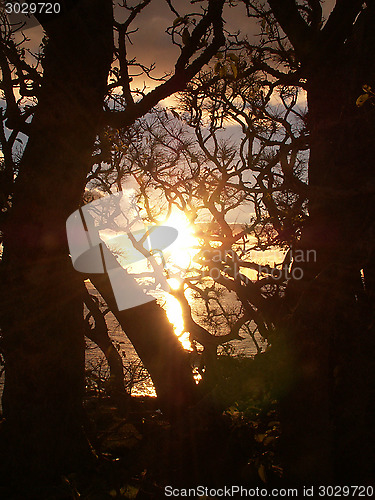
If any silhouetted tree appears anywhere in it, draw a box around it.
[95,0,375,485]
[262,0,375,484]
[0,0,225,487]
[1,0,374,489]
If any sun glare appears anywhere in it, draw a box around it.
[167,277,183,290]
[162,292,192,350]
[159,210,199,351]
[162,211,199,271]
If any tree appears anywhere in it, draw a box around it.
[1,0,374,489]
[97,60,308,378]
[221,0,375,484]
[261,0,375,484]
[96,0,375,484]
[0,0,225,487]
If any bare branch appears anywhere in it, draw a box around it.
[105,0,225,129]
[321,0,363,50]
[267,0,312,61]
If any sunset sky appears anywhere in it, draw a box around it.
[14,0,335,90]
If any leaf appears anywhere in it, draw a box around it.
[228,53,239,63]
[230,62,238,79]
[267,421,280,427]
[173,16,184,26]
[356,93,370,107]
[214,62,222,74]
[263,435,275,446]
[258,464,267,483]
[182,28,190,46]
[120,485,139,498]
[219,66,227,78]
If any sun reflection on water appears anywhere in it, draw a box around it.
[162,288,192,351]
[158,211,198,351]
[99,209,286,396]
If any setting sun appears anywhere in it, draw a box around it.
[162,210,199,273]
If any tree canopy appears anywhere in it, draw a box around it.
[0,0,374,495]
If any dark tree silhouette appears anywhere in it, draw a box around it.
[1,0,374,490]
[0,0,225,485]
[264,0,375,484]
[91,0,375,485]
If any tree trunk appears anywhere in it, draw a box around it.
[83,285,130,411]
[0,0,113,484]
[280,6,375,484]
[89,256,198,419]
